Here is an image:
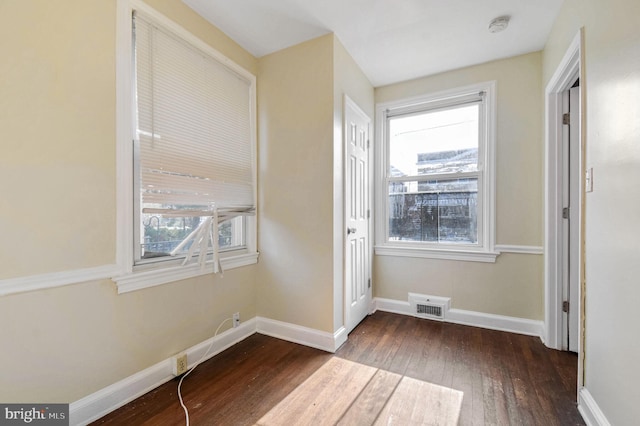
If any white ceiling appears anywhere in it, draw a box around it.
[182,0,564,87]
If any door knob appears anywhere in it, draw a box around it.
[347,227,357,235]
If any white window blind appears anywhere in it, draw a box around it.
[134,10,255,217]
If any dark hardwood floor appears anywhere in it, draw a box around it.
[93,312,585,425]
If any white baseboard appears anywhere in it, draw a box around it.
[447,309,544,338]
[256,316,346,353]
[69,318,257,426]
[373,297,545,339]
[334,326,348,351]
[578,387,611,426]
[373,297,412,316]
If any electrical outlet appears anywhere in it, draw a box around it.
[173,353,188,376]
[233,312,240,328]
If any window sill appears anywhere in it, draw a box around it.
[375,245,499,263]
[112,251,259,294]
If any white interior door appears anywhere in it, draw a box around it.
[344,96,372,334]
[561,84,580,352]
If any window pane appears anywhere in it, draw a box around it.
[388,179,478,244]
[140,207,244,259]
[389,105,479,177]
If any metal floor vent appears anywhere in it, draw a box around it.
[416,303,443,318]
[409,293,450,321]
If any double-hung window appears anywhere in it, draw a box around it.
[375,82,497,262]
[114,0,257,292]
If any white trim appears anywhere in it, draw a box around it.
[447,309,544,338]
[112,252,258,293]
[495,244,543,255]
[544,30,582,351]
[256,317,346,353]
[0,264,120,297]
[372,297,544,339]
[373,297,412,315]
[115,0,135,276]
[69,318,257,426]
[375,245,499,262]
[0,252,259,298]
[333,326,348,351]
[374,81,497,261]
[578,388,611,426]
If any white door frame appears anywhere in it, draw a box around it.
[544,29,585,386]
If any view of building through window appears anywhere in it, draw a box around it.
[388,104,479,244]
[141,208,242,259]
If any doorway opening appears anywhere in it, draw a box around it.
[561,79,580,353]
[544,29,584,392]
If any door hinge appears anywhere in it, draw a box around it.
[562,113,570,125]
[367,209,370,219]
[368,278,371,289]
[562,301,570,313]
[367,139,370,149]
[562,207,570,219]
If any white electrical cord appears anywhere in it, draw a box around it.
[177,317,232,426]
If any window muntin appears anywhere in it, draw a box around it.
[377,83,496,259]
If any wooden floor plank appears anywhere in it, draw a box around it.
[256,357,376,426]
[336,369,402,426]
[450,325,477,425]
[94,312,585,426]
[469,327,487,425]
[374,376,463,426]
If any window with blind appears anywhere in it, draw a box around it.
[375,82,497,262]
[131,7,256,270]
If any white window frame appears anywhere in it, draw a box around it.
[112,0,258,293]
[375,81,498,263]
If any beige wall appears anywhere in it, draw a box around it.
[376,254,543,319]
[333,38,375,121]
[374,52,544,319]
[256,35,336,332]
[0,0,117,277]
[0,0,258,403]
[543,0,640,424]
[257,34,374,334]
[1,270,256,402]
